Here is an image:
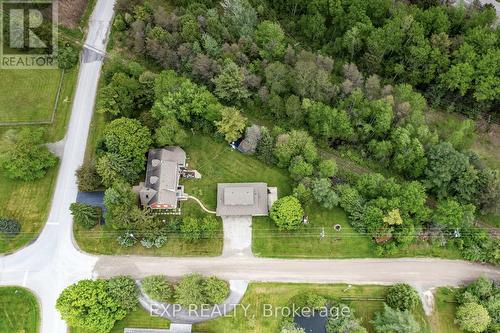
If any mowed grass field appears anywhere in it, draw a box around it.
[253,204,374,258]
[0,68,78,253]
[194,283,429,333]
[0,69,62,123]
[70,307,170,333]
[0,287,40,333]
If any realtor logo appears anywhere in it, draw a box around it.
[0,0,58,69]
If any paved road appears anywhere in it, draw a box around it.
[0,1,499,332]
[0,0,115,332]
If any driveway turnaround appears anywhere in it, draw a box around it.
[140,280,249,324]
[0,1,499,333]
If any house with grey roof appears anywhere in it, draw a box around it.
[216,183,277,217]
[136,147,199,212]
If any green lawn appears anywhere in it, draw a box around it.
[0,287,40,333]
[74,201,223,256]
[181,134,293,210]
[194,283,429,333]
[70,307,170,333]
[0,69,63,123]
[253,202,462,259]
[0,69,78,254]
[430,287,462,333]
[253,203,374,258]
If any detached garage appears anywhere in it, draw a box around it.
[216,183,277,217]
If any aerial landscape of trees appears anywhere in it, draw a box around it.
[85,0,500,263]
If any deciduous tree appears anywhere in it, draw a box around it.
[56,279,128,333]
[270,196,304,230]
[1,128,57,181]
[215,106,247,142]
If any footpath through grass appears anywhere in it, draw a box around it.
[430,287,463,333]
[0,287,40,333]
[70,307,170,333]
[194,283,429,333]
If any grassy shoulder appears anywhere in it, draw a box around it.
[0,68,78,254]
[429,287,463,333]
[74,202,223,256]
[194,283,429,333]
[0,286,40,333]
[70,307,170,333]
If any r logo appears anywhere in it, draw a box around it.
[0,1,58,69]
[9,8,47,48]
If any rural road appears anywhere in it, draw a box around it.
[94,256,500,290]
[0,1,499,333]
[0,0,115,332]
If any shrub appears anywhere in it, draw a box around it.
[175,274,229,307]
[204,276,229,305]
[280,321,305,333]
[386,283,420,311]
[270,196,304,230]
[0,218,20,236]
[76,161,102,192]
[141,275,173,302]
[181,217,203,241]
[107,276,138,312]
[70,203,100,229]
[175,273,206,307]
[117,232,136,247]
[293,292,327,309]
[456,303,491,333]
[58,45,79,69]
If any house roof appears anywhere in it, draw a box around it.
[140,147,186,208]
[216,183,269,216]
